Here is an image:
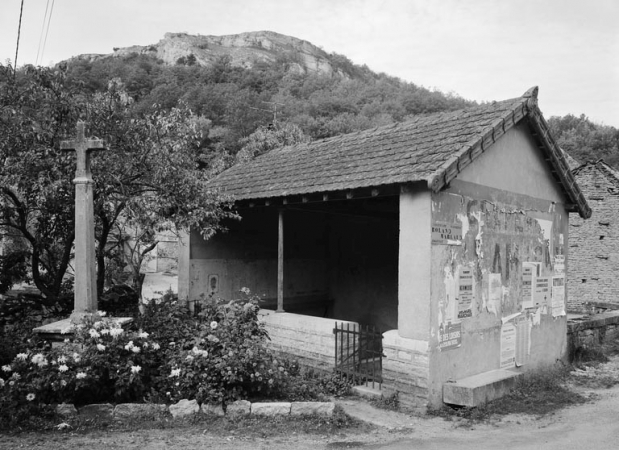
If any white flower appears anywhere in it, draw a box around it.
[152,343,160,350]
[240,287,251,295]
[89,329,100,339]
[60,380,67,387]
[124,341,135,351]
[131,365,141,374]
[58,364,69,372]
[26,393,35,401]
[57,356,67,364]
[11,372,20,380]
[142,342,149,349]
[97,310,107,317]
[97,344,106,352]
[210,321,218,330]
[169,368,181,377]
[31,354,45,365]
[100,328,110,335]
[16,353,28,361]
[109,327,123,338]
[185,355,194,362]
[9,380,15,386]
[73,353,81,363]
[138,331,149,339]
[1,365,11,372]
[131,346,140,354]
[76,372,87,380]
[93,321,103,329]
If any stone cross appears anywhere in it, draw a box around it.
[61,122,106,321]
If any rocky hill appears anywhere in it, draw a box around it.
[74,31,342,76]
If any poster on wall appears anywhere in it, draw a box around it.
[439,322,462,351]
[457,267,474,319]
[521,264,535,309]
[488,273,502,315]
[515,316,532,366]
[551,276,566,317]
[554,255,565,275]
[500,322,517,369]
[534,277,550,308]
[431,222,463,246]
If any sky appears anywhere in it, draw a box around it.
[1,0,617,127]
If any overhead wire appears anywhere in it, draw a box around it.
[39,0,56,66]
[14,0,25,77]
[36,0,51,66]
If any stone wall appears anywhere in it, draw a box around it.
[567,311,619,358]
[569,162,619,312]
[381,331,429,411]
[259,310,341,372]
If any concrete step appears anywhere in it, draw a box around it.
[442,368,523,407]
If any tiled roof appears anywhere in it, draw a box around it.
[210,87,591,218]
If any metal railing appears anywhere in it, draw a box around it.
[333,322,383,389]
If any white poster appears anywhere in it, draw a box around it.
[500,323,517,369]
[521,263,534,308]
[457,267,474,319]
[552,276,566,317]
[534,277,550,308]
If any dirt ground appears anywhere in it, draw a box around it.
[2,358,619,450]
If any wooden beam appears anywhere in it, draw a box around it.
[277,209,284,312]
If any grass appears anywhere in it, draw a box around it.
[432,336,619,425]
[0,404,367,438]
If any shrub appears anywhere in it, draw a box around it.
[157,293,289,405]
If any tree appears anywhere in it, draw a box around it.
[235,121,310,163]
[0,64,235,302]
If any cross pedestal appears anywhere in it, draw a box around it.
[61,121,105,321]
[34,122,133,341]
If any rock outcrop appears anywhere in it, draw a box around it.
[75,31,342,76]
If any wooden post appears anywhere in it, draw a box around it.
[60,122,106,321]
[277,209,284,312]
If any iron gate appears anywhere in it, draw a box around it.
[333,322,383,389]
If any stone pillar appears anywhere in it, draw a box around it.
[398,187,432,340]
[60,122,106,321]
[177,229,191,301]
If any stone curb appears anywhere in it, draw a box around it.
[56,400,335,421]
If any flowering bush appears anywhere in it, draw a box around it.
[0,289,348,428]
[159,294,289,405]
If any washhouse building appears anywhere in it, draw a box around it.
[179,87,590,409]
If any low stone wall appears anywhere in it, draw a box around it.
[55,399,335,422]
[259,310,355,372]
[567,311,619,359]
[381,331,429,411]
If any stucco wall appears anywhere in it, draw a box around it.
[424,125,571,407]
[568,164,619,311]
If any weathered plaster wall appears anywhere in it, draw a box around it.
[568,163,619,311]
[425,125,570,407]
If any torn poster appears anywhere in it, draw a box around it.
[457,267,474,319]
[488,273,502,316]
[551,276,566,317]
[500,322,517,369]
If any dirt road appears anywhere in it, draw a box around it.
[2,363,619,449]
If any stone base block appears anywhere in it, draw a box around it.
[443,368,523,407]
